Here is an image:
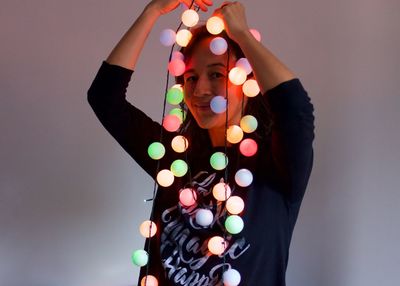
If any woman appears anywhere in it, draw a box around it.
[87,0,314,285]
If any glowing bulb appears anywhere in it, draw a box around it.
[235,169,253,187]
[160,29,176,46]
[176,29,192,47]
[147,142,165,160]
[249,28,261,42]
[228,67,247,85]
[131,249,148,267]
[226,196,245,214]
[179,188,197,207]
[170,159,188,177]
[181,9,199,27]
[209,37,228,55]
[223,269,241,286]
[208,236,227,255]
[171,135,189,153]
[210,95,227,114]
[206,16,225,35]
[172,51,184,61]
[162,114,181,132]
[235,58,252,75]
[227,125,244,144]
[168,58,186,76]
[239,138,258,157]
[169,108,185,123]
[139,220,157,238]
[166,87,184,105]
[196,208,213,227]
[225,215,244,234]
[156,169,174,187]
[212,182,231,201]
[210,152,228,170]
[240,115,258,133]
[242,79,260,97]
[141,275,158,286]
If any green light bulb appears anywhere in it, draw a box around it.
[225,215,244,234]
[131,249,148,267]
[147,142,165,160]
[166,87,184,105]
[169,108,186,122]
[210,152,228,170]
[170,159,188,177]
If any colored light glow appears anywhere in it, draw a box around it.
[240,115,258,133]
[223,269,241,286]
[235,169,253,187]
[168,58,186,76]
[181,9,199,27]
[212,182,231,201]
[156,169,174,187]
[228,67,247,85]
[166,87,184,105]
[160,29,176,46]
[132,249,149,267]
[239,138,258,157]
[170,159,188,177]
[249,29,261,42]
[141,275,158,286]
[147,142,165,160]
[210,95,227,114]
[226,196,245,214]
[227,125,244,144]
[235,58,252,75]
[171,135,189,153]
[179,188,197,207]
[209,37,228,55]
[176,29,192,47]
[206,16,225,35]
[196,208,214,227]
[242,79,260,97]
[169,108,185,123]
[210,152,228,170]
[225,215,244,234]
[172,51,184,61]
[208,236,227,255]
[139,220,157,238]
[162,114,181,132]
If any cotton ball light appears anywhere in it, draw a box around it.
[170,159,188,177]
[162,114,181,132]
[181,9,199,27]
[249,28,261,42]
[147,142,165,160]
[141,275,158,286]
[240,115,258,133]
[228,67,247,85]
[160,29,176,46]
[210,95,227,114]
[208,236,227,255]
[235,168,253,187]
[226,196,245,214]
[227,125,244,144]
[225,215,244,234]
[131,249,149,267]
[139,220,157,238]
[239,138,258,157]
[171,51,185,61]
[235,58,252,75]
[210,152,228,170]
[206,16,225,35]
[179,188,197,207]
[209,37,228,55]
[171,135,189,153]
[243,79,260,97]
[168,59,186,76]
[156,169,174,187]
[169,108,185,123]
[176,29,192,47]
[212,182,231,201]
[196,208,214,227]
[166,87,184,105]
[223,269,241,286]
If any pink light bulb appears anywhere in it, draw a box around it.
[179,188,197,207]
[168,59,186,76]
[239,138,258,157]
[162,114,181,132]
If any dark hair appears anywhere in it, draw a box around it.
[175,25,272,147]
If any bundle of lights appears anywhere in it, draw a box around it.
[133,2,263,285]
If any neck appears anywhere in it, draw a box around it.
[208,127,229,147]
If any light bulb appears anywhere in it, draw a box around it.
[171,135,189,153]
[170,159,188,177]
[210,152,228,170]
[160,29,176,46]
[212,182,231,201]
[210,95,227,114]
[171,51,184,61]
[225,215,244,234]
[139,220,157,238]
[209,37,228,55]
[156,169,174,187]
[162,114,181,132]
[226,196,245,214]
[147,142,165,160]
[235,169,253,187]
[196,208,213,227]
[208,236,227,255]
[168,59,186,76]
[169,108,185,123]
[166,87,184,105]
[228,67,247,85]
[240,115,258,133]
[223,269,241,286]
[227,125,244,144]
[132,249,148,267]
[235,58,252,75]
[242,79,260,97]
[239,138,258,157]
[206,16,225,35]
[176,29,192,47]
[181,9,199,27]
[179,188,197,207]
[141,275,158,286]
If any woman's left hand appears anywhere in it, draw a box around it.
[213,1,249,43]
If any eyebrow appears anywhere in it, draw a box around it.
[184,63,227,74]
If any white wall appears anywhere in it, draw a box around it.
[1,0,399,285]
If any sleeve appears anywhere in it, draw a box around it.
[263,78,315,204]
[87,61,163,178]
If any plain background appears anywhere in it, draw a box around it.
[1,0,399,285]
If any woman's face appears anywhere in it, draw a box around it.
[183,37,247,131]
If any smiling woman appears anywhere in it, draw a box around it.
[87,0,315,285]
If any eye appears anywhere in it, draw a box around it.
[210,72,224,79]
[184,75,197,83]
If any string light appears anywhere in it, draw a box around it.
[139,220,157,238]
[168,58,186,76]
[160,29,176,47]
[210,37,228,55]
[210,95,227,113]
[212,182,231,201]
[235,168,253,187]
[147,142,165,160]
[223,269,241,286]
[206,16,225,35]
[166,86,184,105]
[156,169,174,187]
[228,67,247,85]
[225,215,244,234]
[235,58,252,75]
[181,9,199,27]
[170,159,188,177]
[239,138,258,157]
[169,108,185,123]
[227,125,244,144]
[240,115,258,133]
[226,196,245,214]
[162,114,181,132]
[179,188,197,207]
[132,249,149,267]
[196,208,214,227]
[210,152,228,170]
[176,29,192,47]
[208,236,227,255]
[171,135,189,153]
[141,275,158,286]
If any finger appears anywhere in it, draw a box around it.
[194,0,209,11]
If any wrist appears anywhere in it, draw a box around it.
[144,2,163,18]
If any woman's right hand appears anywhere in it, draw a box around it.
[148,0,213,15]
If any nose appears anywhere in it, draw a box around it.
[193,75,212,97]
